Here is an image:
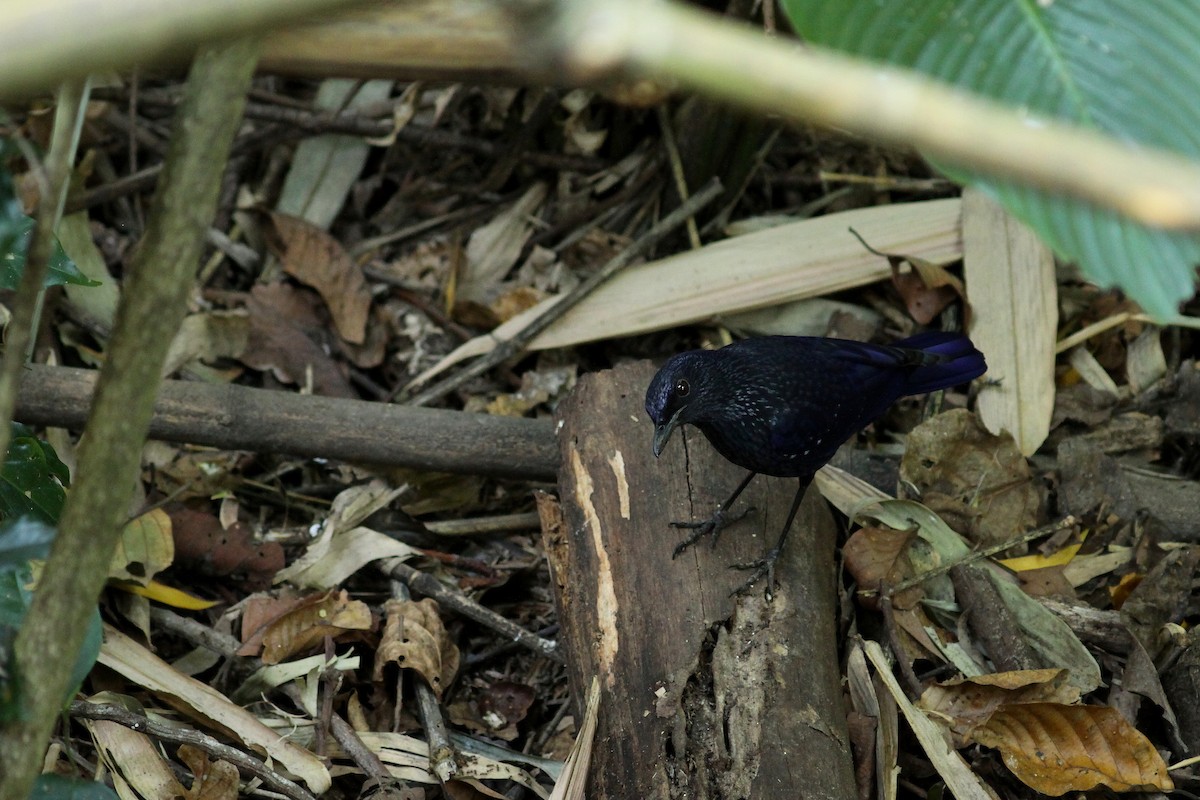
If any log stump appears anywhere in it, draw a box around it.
[544,361,855,799]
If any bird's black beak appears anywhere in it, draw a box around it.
[652,408,684,458]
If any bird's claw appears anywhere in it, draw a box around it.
[670,505,754,557]
[729,547,781,598]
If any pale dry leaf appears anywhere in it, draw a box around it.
[962,188,1057,456]
[276,78,393,229]
[864,640,1000,800]
[98,626,332,793]
[163,311,251,376]
[972,703,1173,795]
[412,198,963,387]
[460,182,548,304]
[86,717,186,800]
[109,508,174,585]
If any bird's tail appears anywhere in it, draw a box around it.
[894,331,987,394]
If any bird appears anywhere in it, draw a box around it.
[645,331,987,595]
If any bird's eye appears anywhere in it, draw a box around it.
[674,379,690,397]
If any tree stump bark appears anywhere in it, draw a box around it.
[545,361,855,799]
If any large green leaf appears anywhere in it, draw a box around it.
[0,423,71,525]
[0,153,99,290]
[30,774,119,800]
[0,544,103,725]
[783,0,1200,317]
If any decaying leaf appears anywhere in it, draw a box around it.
[109,508,174,585]
[900,409,1039,548]
[374,597,461,698]
[918,669,1079,745]
[972,703,1173,795]
[168,504,284,591]
[842,524,919,609]
[240,281,357,397]
[262,210,372,345]
[178,743,239,800]
[241,589,374,665]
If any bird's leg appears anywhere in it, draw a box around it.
[731,476,812,597]
[671,471,757,558]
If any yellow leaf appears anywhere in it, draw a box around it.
[972,703,1173,795]
[999,537,1085,572]
[110,579,218,611]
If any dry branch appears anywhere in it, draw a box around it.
[0,0,365,100]
[513,0,1200,230]
[14,364,559,481]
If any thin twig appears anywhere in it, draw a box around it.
[655,105,701,249]
[882,515,1079,598]
[392,580,459,783]
[70,701,315,800]
[148,608,402,789]
[381,559,564,663]
[405,176,723,406]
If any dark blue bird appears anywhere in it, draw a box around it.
[645,331,987,594]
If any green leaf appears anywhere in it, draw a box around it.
[30,774,119,800]
[0,423,71,525]
[0,156,99,290]
[0,557,102,724]
[783,0,1200,317]
[0,516,56,573]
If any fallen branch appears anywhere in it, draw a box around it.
[14,364,559,481]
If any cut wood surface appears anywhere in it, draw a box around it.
[13,364,557,481]
[548,361,854,799]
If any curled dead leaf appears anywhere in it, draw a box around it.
[245,590,373,665]
[375,598,461,698]
[918,669,1078,745]
[262,210,372,344]
[971,703,1173,795]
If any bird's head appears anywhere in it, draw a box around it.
[645,350,714,458]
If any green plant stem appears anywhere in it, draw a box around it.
[0,79,89,464]
[0,39,259,798]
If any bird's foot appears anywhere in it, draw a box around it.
[729,546,781,598]
[670,505,754,558]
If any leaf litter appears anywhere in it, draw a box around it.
[11,45,1200,800]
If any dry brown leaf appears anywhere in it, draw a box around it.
[241,282,356,397]
[178,744,239,800]
[899,409,1039,548]
[263,210,371,344]
[374,597,460,698]
[169,505,284,592]
[918,669,1078,745]
[842,525,919,610]
[253,590,374,665]
[971,703,1173,795]
[890,257,963,325]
